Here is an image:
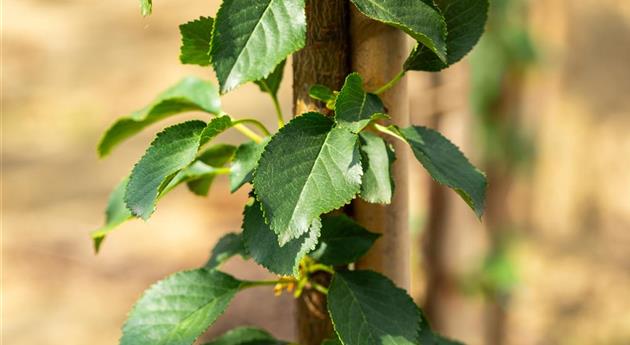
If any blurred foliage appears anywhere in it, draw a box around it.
[470,0,536,170]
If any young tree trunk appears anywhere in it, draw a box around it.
[292,1,350,344]
[350,9,410,288]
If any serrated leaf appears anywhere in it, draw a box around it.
[417,308,435,345]
[255,60,286,97]
[200,116,234,145]
[230,140,268,193]
[309,84,335,103]
[211,0,306,93]
[328,270,421,345]
[126,121,207,219]
[309,214,379,266]
[91,178,133,253]
[140,0,152,16]
[350,0,447,62]
[404,0,489,71]
[121,269,241,345]
[334,73,384,133]
[203,326,288,345]
[98,77,221,157]
[179,17,214,66]
[253,113,362,245]
[399,126,486,217]
[242,198,320,276]
[359,132,395,204]
[205,233,247,269]
[186,144,237,196]
[321,338,343,345]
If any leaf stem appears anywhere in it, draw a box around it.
[311,282,329,295]
[271,95,285,128]
[308,263,335,275]
[239,279,283,290]
[373,70,406,95]
[374,123,407,143]
[232,118,271,137]
[213,167,232,175]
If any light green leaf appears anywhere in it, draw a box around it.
[399,126,486,217]
[211,0,306,93]
[328,270,421,345]
[98,77,221,157]
[334,73,384,133]
[179,17,214,66]
[121,269,241,345]
[230,140,268,193]
[126,121,207,220]
[205,233,247,269]
[242,198,320,276]
[91,178,133,253]
[404,0,489,71]
[140,0,152,16]
[359,132,395,204]
[255,60,286,97]
[309,84,335,103]
[203,326,288,345]
[253,113,362,245]
[349,0,447,62]
[309,214,379,266]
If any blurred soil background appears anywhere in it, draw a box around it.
[2,0,630,344]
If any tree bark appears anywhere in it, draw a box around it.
[350,8,410,289]
[293,1,350,344]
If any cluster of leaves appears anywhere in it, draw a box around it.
[94,0,489,344]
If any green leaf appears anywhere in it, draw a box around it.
[309,215,379,266]
[253,113,362,245]
[399,126,486,217]
[230,140,268,193]
[205,233,247,269]
[334,73,385,133]
[179,17,214,66]
[121,269,241,345]
[359,132,395,204]
[98,77,221,157]
[417,308,435,345]
[328,270,421,345]
[203,326,288,345]
[126,121,207,220]
[140,0,152,16]
[404,0,489,71]
[211,0,306,93]
[321,338,343,345]
[242,198,320,276]
[349,0,447,62]
[91,178,133,253]
[309,84,335,103]
[255,60,286,97]
[200,115,234,146]
[186,144,237,196]
[435,334,465,345]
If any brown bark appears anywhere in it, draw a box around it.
[350,8,410,289]
[292,1,350,344]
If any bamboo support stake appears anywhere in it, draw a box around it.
[350,8,411,289]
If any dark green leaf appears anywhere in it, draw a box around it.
[211,0,306,93]
[98,77,221,157]
[121,269,241,345]
[253,113,362,245]
[205,233,248,269]
[399,126,486,217]
[126,121,207,220]
[179,17,214,66]
[417,308,435,345]
[328,270,421,345]
[200,115,234,145]
[321,338,343,345]
[350,0,447,62]
[186,144,237,196]
[255,60,286,97]
[230,140,268,193]
[334,73,385,133]
[140,0,152,16]
[359,132,395,204]
[310,214,379,266]
[203,326,288,345]
[242,198,320,276]
[309,84,335,103]
[404,0,489,71]
[91,178,133,253]
[435,334,465,345]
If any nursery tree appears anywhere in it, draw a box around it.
[93,0,488,344]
